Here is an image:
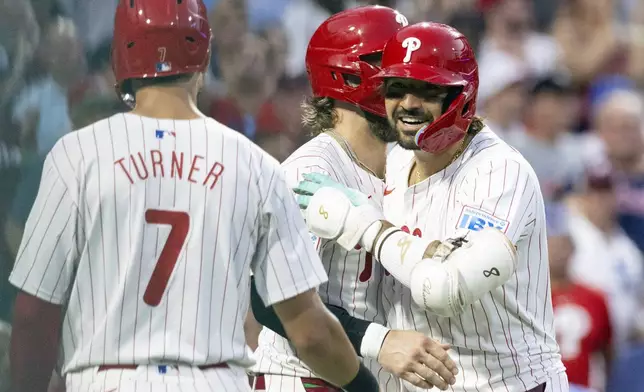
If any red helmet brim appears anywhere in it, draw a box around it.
[372,63,467,87]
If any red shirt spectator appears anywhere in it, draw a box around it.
[552,282,612,387]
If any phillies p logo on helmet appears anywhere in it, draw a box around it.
[402,37,421,63]
[395,13,409,27]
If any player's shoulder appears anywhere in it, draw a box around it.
[283,133,341,164]
[199,116,280,166]
[463,126,539,179]
[215,119,284,185]
[48,115,114,168]
[281,133,343,176]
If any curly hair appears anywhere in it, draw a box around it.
[469,116,485,135]
[301,96,338,137]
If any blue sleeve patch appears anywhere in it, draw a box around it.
[457,205,509,233]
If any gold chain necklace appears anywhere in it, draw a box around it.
[413,132,475,184]
[325,130,382,179]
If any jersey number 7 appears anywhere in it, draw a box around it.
[143,209,190,306]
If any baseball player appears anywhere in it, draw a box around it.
[250,7,458,392]
[295,23,569,392]
[7,1,382,391]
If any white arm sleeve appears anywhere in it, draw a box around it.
[372,158,537,316]
[251,160,328,306]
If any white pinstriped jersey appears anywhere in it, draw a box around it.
[382,128,565,392]
[253,133,399,391]
[9,112,327,377]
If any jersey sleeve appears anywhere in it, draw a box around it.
[281,153,335,253]
[454,158,540,244]
[9,148,79,305]
[251,162,329,306]
[281,157,334,190]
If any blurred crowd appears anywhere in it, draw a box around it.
[0,0,644,391]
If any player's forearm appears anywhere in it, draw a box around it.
[251,276,382,356]
[10,292,62,392]
[288,309,361,386]
[273,292,377,389]
[368,223,517,317]
[366,221,436,287]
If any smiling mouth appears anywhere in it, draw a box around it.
[398,116,429,133]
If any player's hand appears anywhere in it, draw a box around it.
[293,172,370,209]
[378,330,458,390]
[293,173,384,251]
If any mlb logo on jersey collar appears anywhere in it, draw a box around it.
[156,129,177,139]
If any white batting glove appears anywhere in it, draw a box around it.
[293,173,384,252]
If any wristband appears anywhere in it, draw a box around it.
[359,323,390,360]
[342,362,379,392]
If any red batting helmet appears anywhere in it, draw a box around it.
[306,6,409,118]
[374,22,479,153]
[111,0,212,101]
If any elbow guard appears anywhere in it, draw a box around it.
[409,227,518,317]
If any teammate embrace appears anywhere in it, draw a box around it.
[251,5,570,392]
[7,1,567,392]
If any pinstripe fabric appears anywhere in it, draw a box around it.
[252,133,398,391]
[65,363,251,392]
[384,128,566,392]
[9,113,328,390]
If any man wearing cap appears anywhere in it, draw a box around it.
[295,22,568,391]
[477,51,528,138]
[505,74,584,204]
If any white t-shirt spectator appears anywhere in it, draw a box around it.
[281,0,330,78]
[567,208,644,351]
[478,33,562,78]
[12,75,71,155]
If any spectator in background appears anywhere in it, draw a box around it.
[68,40,119,107]
[396,0,476,24]
[11,16,85,156]
[478,0,562,78]
[209,0,287,140]
[506,74,583,203]
[548,204,613,391]
[626,0,644,84]
[477,50,528,137]
[209,31,285,139]
[281,0,330,79]
[586,88,644,254]
[0,0,39,114]
[552,0,626,87]
[0,0,39,324]
[567,162,644,354]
